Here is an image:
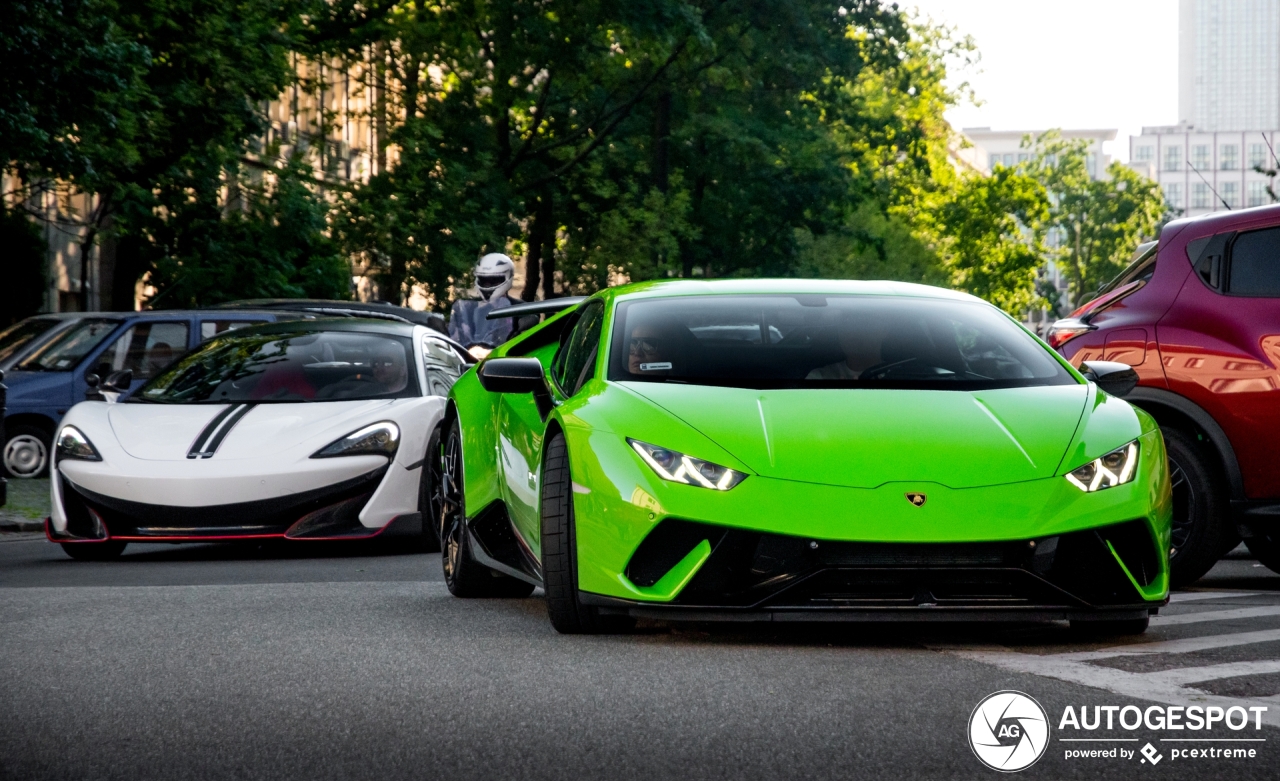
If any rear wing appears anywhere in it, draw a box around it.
[484,297,586,320]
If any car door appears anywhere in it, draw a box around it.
[1159,222,1280,499]
[498,301,605,557]
[83,318,194,397]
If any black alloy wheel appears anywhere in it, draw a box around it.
[1163,428,1236,587]
[541,431,635,634]
[437,419,533,598]
[60,541,127,561]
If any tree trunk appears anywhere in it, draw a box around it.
[653,91,671,193]
[522,193,553,301]
[540,190,556,300]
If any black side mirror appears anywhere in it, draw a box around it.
[1081,360,1139,398]
[101,369,133,395]
[478,358,545,394]
[85,373,104,401]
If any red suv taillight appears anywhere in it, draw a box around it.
[1046,318,1096,349]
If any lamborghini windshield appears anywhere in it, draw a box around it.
[608,295,1074,390]
[135,330,419,403]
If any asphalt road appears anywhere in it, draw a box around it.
[2,534,1279,781]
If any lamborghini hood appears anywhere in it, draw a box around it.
[619,383,1088,489]
[106,400,399,461]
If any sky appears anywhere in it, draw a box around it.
[905,0,1179,162]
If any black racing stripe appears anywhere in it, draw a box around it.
[188,404,241,458]
[202,403,254,456]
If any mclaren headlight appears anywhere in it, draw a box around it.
[56,426,102,462]
[1065,441,1139,492]
[312,422,400,459]
[628,438,747,491]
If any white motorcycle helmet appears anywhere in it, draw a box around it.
[474,253,515,303]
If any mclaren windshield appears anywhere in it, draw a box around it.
[608,295,1075,390]
[135,330,419,403]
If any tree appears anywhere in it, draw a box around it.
[1022,131,1168,307]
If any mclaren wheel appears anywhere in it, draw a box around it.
[437,418,534,598]
[1164,428,1235,587]
[541,431,635,634]
[60,542,127,561]
[415,426,443,553]
[1070,617,1150,636]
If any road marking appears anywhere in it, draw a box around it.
[1140,659,1280,686]
[1170,591,1264,603]
[1054,628,1280,662]
[1154,606,1280,625]
[952,647,1280,728]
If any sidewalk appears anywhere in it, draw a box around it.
[0,478,49,532]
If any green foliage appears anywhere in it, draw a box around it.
[148,158,352,307]
[1021,131,1168,307]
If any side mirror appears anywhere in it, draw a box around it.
[1081,360,1139,398]
[85,373,104,401]
[98,369,134,402]
[478,358,546,394]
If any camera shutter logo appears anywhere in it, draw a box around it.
[968,691,1050,772]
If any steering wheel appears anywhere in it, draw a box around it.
[859,357,918,380]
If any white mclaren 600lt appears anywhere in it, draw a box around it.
[45,319,470,559]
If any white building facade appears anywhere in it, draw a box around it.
[1131,125,1279,217]
[1179,0,1280,132]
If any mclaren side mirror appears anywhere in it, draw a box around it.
[477,358,546,395]
[98,369,134,402]
[1081,360,1139,398]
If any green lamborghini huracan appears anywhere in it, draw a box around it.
[430,280,1171,634]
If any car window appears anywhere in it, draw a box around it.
[1228,227,1280,297]
[201,319,266,340]
[0,317,62,365]
[137,330,420,403]
[422,333,466,396]
[17,318,120,372]
[608,295,1074,391]
[1096,242,1158,298]
[552,301,605,396]
[96,321,191,380]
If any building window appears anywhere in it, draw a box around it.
[1165,182,1183,209]
[1192,182,1210,209]
[1003,153,1015,167]
[1248,181,1269,207]
[1222,181,1239,208]
[1249,143,1268,169]
[1191,145,1210,169]
[1164,146,1182,172]
[1086,154,1097,178]
[1134,145,1154,162]
[1220,145,1238,170]
[1017,153,1028,163]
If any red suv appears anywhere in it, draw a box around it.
[1049,204,1280,586]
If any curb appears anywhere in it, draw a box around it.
[0,519,45,533]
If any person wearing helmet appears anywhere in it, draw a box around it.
[448,253,524,359]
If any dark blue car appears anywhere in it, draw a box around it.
[2,310,301,478]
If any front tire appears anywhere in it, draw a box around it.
[1244,527,1280,574]
[1164,428,1234,587]
[60,542,126,561]
[415,427,443,553]
[437,418,534,598]
[541,431,634,634]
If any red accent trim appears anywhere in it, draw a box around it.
[44,516,113,543]
[46,514,403,544]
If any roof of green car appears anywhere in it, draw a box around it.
[590,278,984,305]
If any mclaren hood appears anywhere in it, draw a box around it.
[620,383,1089,489]
[105,400,399,461]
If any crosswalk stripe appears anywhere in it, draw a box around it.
[1054,628,1280,662]
[1155,606,1280,625]
[1141,659,1280,686]
[1169,591,1264,603]
[951,648,1280,728]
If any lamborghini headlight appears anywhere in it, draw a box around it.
[56,426,102,462]
[1065,441,1139,492]
[628,438,747,491]
[312,422,400,459]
